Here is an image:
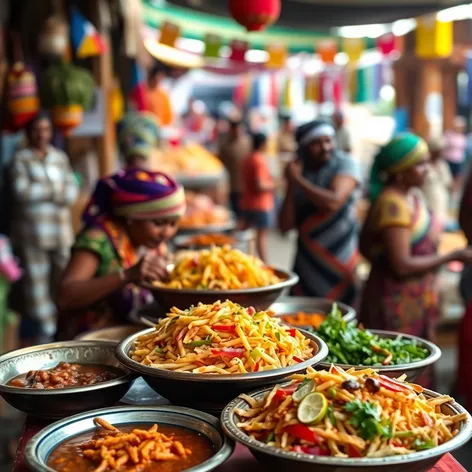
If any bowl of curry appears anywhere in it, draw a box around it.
[25,405,234,472]
[0,341,136,419]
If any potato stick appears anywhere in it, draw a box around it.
[240,393,261,409]
[94,418,119,432]
[316,380,336,391]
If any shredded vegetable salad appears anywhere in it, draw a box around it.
[153,246,281,290]
[129,301,313,374]
[236,366,466,458]
[315,305,430,366]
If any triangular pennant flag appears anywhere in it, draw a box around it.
[343,38,365,63]
[317,39,338,64]
[204,34,222,58]
[416,15,453,59]
[377,33,397,56]
[230,40,249,62]
[266,43,287,69]
[70,7,107,58]
[159,21,180,47]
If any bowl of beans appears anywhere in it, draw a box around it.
[0,341,136,419]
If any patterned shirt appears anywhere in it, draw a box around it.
[9,146,78,249]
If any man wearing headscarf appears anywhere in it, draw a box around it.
[279,119,361,305]
[56,169,185,339]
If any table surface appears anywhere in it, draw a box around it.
[13,417,467,472]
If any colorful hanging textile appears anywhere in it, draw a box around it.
[355,67,368,103]
[377,33,398,56]
[280,76,293,109]
[159,21,180,47]
[266,43,287,69]
[70,7,107,58]
[129,60,148,112]
[416,15,453,59]
[249,76,262,108]
[229,39,249,62]
[467,56,472,107]
[204,33,222,58]
[317,39,338,64]
[343,38,365,63]
[304,75,318,102]
[233,74,251,107]
[319,70,343,106]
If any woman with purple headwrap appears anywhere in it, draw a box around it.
[56,168,186,340]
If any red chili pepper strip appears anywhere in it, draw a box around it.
[274,385,298,401]
[210,348,245,358]
[378,375,412,393]
[284,425,319,444]
[293,356,303,363]
[212,324,236,333]
[287,328,297,337]
[420,411,433,427]
[253,361,260,372]
[346,444,362,458]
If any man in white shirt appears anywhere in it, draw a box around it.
[333,110,352,154]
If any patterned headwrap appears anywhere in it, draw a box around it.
[83,169,186,226]
[118,112,160,161]
[296,119,336,150]
[369,133,428,201]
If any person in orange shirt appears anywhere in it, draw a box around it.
[146,63,173,127]
[241,133,275,263]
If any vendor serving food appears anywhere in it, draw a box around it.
[236,366,466,458]
[56,169,186,340]
[154,246,280,290]
[129,301,313,374]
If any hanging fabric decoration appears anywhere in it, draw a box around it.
[233,74,251,107]
[467,55,472,107]
[304,75,319,102]
[280,77,293,109]
[342,38,365,63]
[159,21,180,48]
[39,15,69,58]
[229,0,281,32]
[377,33,398,56]
[318,70,343,106]
[70,7,107,58]
[355,67,369,103]
[204,33,222,58]
[317,39,338,64]
[129,60,148,112]
[229,40,249,62]
[249,76,262,108]
[266,43,287,69]
[416,15,453,59]
[268,73,278,107]
[6,63,40,130]
[110,78,125,124]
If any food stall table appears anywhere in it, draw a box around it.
[12,416,467,471]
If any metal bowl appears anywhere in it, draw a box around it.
[25,405,234,472]
[221,386,472,472]
[178,218,237,235]
[173,229,255,254]
[0,341,136,419]
[144,267,299,312]
[318,330,441,382]
[116,328,328,414]
[270,297,356,327]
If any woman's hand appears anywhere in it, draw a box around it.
[452,248,472,265]
[125,251,169,283]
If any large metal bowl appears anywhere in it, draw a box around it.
[116,328,328,414]
[75,325,141,342]
[178,218,237,235]
[25,405,234,472]
[144,267,299,312]
[317,329,442,382]
[0,341,136,419]
[221,385,472,472]
[270,297,356,327]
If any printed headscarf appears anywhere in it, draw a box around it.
[83,168,186,227]
[118,112,160,161]
[369,133,428,201]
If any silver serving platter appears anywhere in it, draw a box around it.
[25,405,234,472]
[116,328,328,413]
[178,217,237,235]
[0,341,136,419]
[222,385,472,472]
[318,330,442,382]
[270,297,356,324]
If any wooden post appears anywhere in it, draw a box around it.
[91,0,115,177]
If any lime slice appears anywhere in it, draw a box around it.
[292,379,315,402]
[297,392,328,425]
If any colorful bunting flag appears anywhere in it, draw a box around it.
[159,21,180,47]
[343,38,365,63]
[70,7,107,58]
[416,15,453,59]
[129,60,148,112]
[230,40,249,62]
[204,33,222,58]
[377,33,398,56]
[266,43,287,69]
[317,39,338,64]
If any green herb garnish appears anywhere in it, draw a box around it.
[412,438,435,451]
[185,339,213,348]
[344,399,392,440]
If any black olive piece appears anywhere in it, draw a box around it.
[341,379,361,392]
[365,377,381,393]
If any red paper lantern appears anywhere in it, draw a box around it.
[229,0,281,32]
